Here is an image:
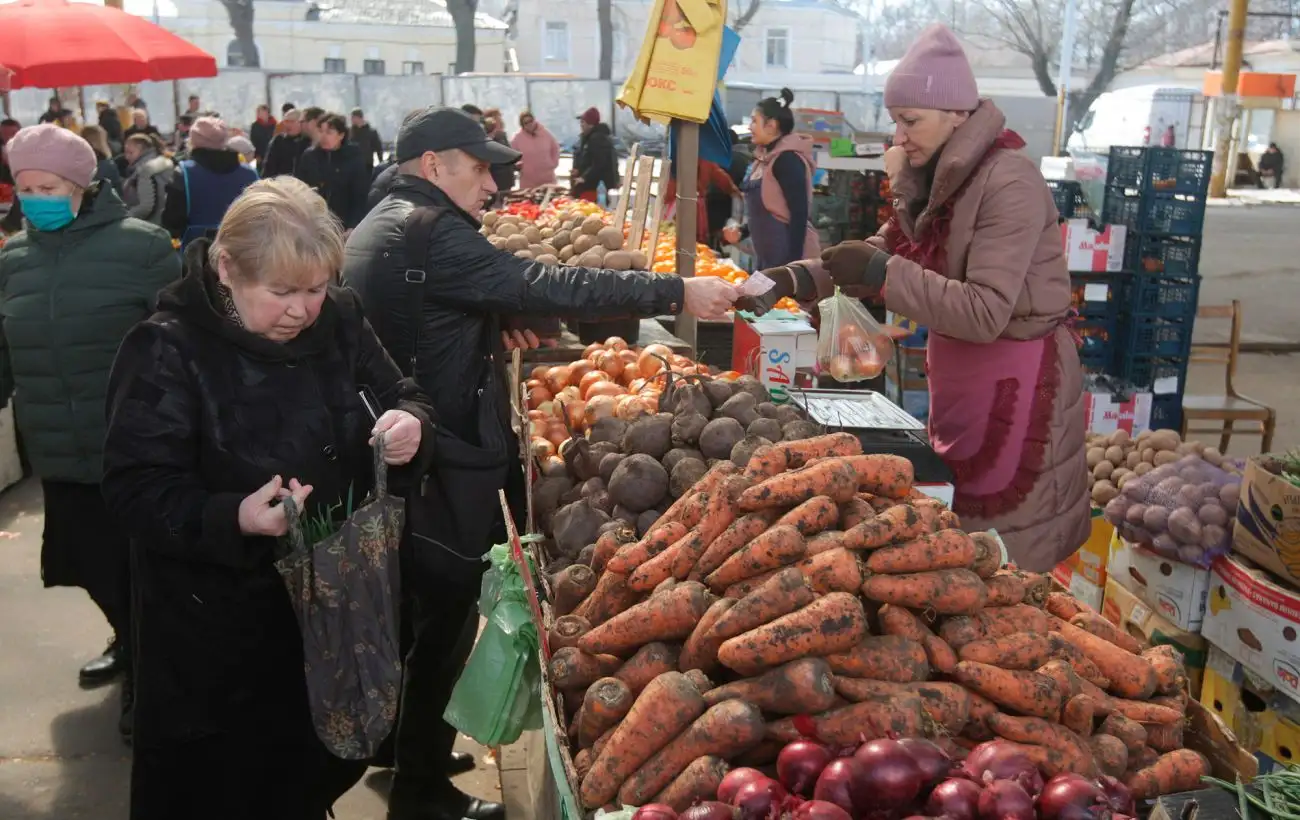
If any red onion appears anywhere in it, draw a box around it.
[977,780,1035,820]
[718,768,770,806]
[1038,774,1109,820]
[680,802,738,820]
[790,800,852,820]
[732,778,788,820]
[778,740,834,797]
[960,740,1044,796]
[813,758,863,817]
[1098,776,1135,815]
[632,805,679,820]
[924,778,983,820]
[851,739,926,812]
[898,737,954,788]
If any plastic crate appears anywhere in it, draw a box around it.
[1130,234,1202,276]
[1102,191,1206,236]
[1069,271,1126,321]
[1075,316,1117,371]
[1106,146,1148,190]
[1145,148,1213,196]
[1048,180,1092,220]
[1149,393,1184,432]
[1120,316,1194,358]
[1101,191,1143,230]
[1117,354,1188,396]
[1128,273,1200,320]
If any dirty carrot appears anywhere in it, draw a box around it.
[959,632,1058,670]
[877,604,959,674]
[777,496,841,536]
[708,568,814,643]
[865,529,979,574]
[742,445,789,482]
[969,532,1002,578]
[549,646,622,690]
[618,699,766,806]
[552,564,598,615]
[593,523,637,575]
[1052,619,1159,699]
[702,657,837,715]
[653,578,679,597]
[737,459,859,510]
[1143,645,1188,694]
[705,525,806,591]
[825,635,930,682]
[684,668,713,694]
[616,643,681,695]
[673,479,746,579]
[591,725,616,760]
[579,582,715,656]
[679,598,737,674]
[1090,734,1129,778]
[939,605,1050,648]
[839,497,876,530]
[1125,749,1210,800]
[722,568,783,600]
[549,614,593,651]
[690,510,780,582]
[574,747,593,779]
[1071,610,1144,654]
[717,592,868,677]
[608,521,689,575]
[660,461,739,524]
[1099,713,1148,753]
[1046,591,1087,621]
[1063,694,1096,737]
[578,677,635,748]
[629,530,693,591]
[953,661,1065,720]
[778,432,864,469]
[797,547,866,594]
[860,568,989,615]
[983,572,1030,608]
[766,693,926,745]
[1036,658,1083,701]
[1110,697,1184,725]
[580,671,707,808]
[840,453,915,498]
[986,713,1098,777]
[844,504,929,550]
[833,679,972,735]
[1045,633,1112,690]
[1145,721,1184,753]
[806,530,850,556]
[651,755,730,813]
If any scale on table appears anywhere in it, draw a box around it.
[787,388,954,486]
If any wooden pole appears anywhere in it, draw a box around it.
[674,121,700,353]
[1209,0,1249,198]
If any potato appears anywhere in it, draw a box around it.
[1086,447,1106,469]
[1110,429,1132,447]
[559,245,576,261]
[1125,450,1143,470]
[1104,445,1124,465]
[578,250,607,268]
[1093,480,1119,505]
[1176,484,1206,508]
[552,229,573,249]
[523,226,542,243]
[1167,507,1203,544]
[1118,472,1138,489]
[540,226,556,239]
[1220,483,1241,510]
[482,212,500,228]
[514,250,534,259]
[488,235,508,249]
[582,215,605,235]
[573,234,597,255]
[1202,524,1229,550]
[1112,466,1132,486]
[505,234,529,251]
[1093,461,1114,481]
[495,222,520,238]
[1143,505,1170,532]
[604,250,632,270]
[1134,462,1154,476]
[1152,532,1179,555]
[535,254,559,266]
[1199,503,1229,527]
[629,250,649,270]
[1126,502,1148,526]
[1148,430,1181,452]
[528,243,548,256]
[1104,495,1131,521]
[1153,450,1180,466]
[1140,447,1156,464]
[597,226,625,251]
[1202,447,1224,466]
[1136,428,1153,441]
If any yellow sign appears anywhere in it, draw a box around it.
[618,0,727,124]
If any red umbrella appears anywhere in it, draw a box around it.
[0,0,217,89]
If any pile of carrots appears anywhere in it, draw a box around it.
[543,433,1210,813]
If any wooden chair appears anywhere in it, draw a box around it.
[1181,300,1276,454]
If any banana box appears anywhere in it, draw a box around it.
[1203,553,1300,708]
[1053,512,1114,610]
[1233,455,1300,589]
[1201,644,1300,772]
[1103,577,1207,698]
[1108,537,1211,632]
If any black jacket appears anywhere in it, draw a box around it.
[249,118,277,163]
[262,132,309,178]
[367,161,399,214]
[295,142,371,229]
[102,246,435,746]
[573,123,620,195]
[161,147,249,241]
[490,132,516,193]
[99,108,124,145]
[349,122,384,170]
[342,175,684,442]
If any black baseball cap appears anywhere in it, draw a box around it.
[396,107,521,165]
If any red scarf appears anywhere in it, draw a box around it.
[882,129,1026,275]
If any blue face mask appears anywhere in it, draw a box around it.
[18,193,77,232]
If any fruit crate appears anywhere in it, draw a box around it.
[1075,316,1118,372]
[1069,271,1126,322]
[1129,234,1202,276]
[1145,148,1213,196]
[1119,315,1194,358]
[1149,393,1184,432]
[1117,353,1188,397]
[1102,191,1207,236]
[1105,146,1148,190]
[1048,180,1093,220]
[1128,273,1200,321]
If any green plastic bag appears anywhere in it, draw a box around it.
[443,540,543,746]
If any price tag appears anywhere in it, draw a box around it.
[740,270,777,296]
[1130,602,1151,626]
[1153,376,1180,395]
[1083,283,1110,302]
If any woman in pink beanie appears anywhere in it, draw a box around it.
[818,24,1087,570]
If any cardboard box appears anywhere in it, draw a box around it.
[1202,553,1300,707]
[1110,538,1212,631]
[1232,455,1300,588]
[1062,219,1127,272]
[1083,391,1153,436]
[731,316,817,400]
[1054,514,1115,608]
[1103,577,1207,697]
[1201,644,1300,773]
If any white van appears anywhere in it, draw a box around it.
[1068,85,1205,152]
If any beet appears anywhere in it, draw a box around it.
[552,498,611,557]
[702,378,736,409]
[700,417,746,460]
[775,404,804,425]
[577,543,596,567]
[782,420,822,441]
[637,508,663,537]
[756,402,781,420]
[747,417,783,441]
[672,382,713,418]
[589,416,629,445]
[624,413,674,460]
[599,452,625,485]
[612,504,638,525]
[588,489,614,515]
[731,435,773,468]
[662,447,705,474]
[718,393,759,427]
[608,453,670,513]
[733,375,770,404]
[670,457,708,498]
[671,412,709,448]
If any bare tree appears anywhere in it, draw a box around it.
[219,0,260,67]
[447,0,478,73]
[598,0,614,79]
[732,0,761,32]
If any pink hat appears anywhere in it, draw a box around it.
[884,24,979,111]
[188,116,228,151]
[3,124,97,188]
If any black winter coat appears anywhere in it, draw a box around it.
[262,132,310,178]
[296,142,371,229]
[342,175,685,443]
[102,248,435,748]
[573,123,620,195]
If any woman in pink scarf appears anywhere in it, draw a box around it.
[510,111,560,189]
[799,25,1089,570]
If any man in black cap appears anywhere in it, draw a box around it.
[343,107,737,820]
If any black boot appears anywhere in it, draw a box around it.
[118,674,134,746]
[79,637,124,687]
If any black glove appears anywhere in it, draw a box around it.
[821,241,890,299]
[734,266,797,316]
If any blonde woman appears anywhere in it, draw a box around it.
[80,123,123,194]
[102,176,438,819]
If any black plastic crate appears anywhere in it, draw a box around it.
[1120,316,1194,358]
[1117,354,1188,396]
[1069,271,1126,321]
[1048,180,1092,220]
[1130,234,1202,276]
[1144,148,1213,196]
[1106,146,1148,190]
[1075,316,1117,371]
[1100,191,1143,230]
[1128,273,1200,321]
[1149,393,1184,432]
[1102,190,1206,236]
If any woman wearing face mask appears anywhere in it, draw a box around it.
[102,176,438,819]
[813,24,1089,570]
[0,124,180,732]
[121,133,174,225]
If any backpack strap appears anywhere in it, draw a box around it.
[400,205,448,375]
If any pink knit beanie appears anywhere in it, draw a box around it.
[188,117,229,151]
[3,124,97,188]
[884,24,979,111]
